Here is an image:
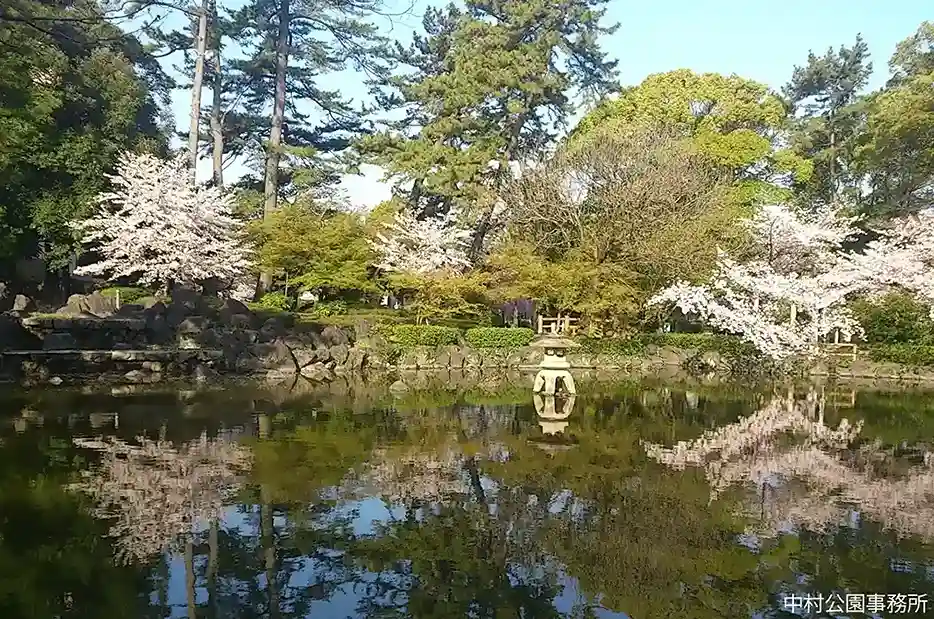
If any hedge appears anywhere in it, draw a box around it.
[465,327,535,349]
[375,324,461,348]
[868,344,934,367]
[851,293,934,345]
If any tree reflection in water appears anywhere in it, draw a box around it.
[2,381,934,618]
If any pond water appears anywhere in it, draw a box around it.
[2,378,934,618]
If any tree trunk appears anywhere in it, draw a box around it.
[259,0,290,295]
[208,0,223,188]
[188,2,209,185]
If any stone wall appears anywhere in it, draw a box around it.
[7,291,934,387]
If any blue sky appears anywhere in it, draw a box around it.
[166,0,932,209]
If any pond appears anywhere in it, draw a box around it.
[1,378,934,618]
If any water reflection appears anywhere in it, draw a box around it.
[1,380,934,618]
[643,387,934,542]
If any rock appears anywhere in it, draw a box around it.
[321,325,350,347]
[177,334,201,350]
[315,347,331,363]
[505,350,525,367]
[329,343,349,365]
[343,347,366,372]
[443,345,465,368]
[389,379,409,393]
[228,313,253,330]
[234,329,260,346]
[123,370,151,384]
[291,347,318,368]
[0,314,42,350]
[142,361,163,372]
[12,294,35,313]
[115,303,145,316]
[169,286,201,310]
[237,339,297,376]
[300,362,334,382]
[193,363,219,382]
[85,292,118,317]
[48,376,63,386]
[177,316,209,334]
[43,332,77,350]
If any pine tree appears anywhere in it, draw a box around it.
[360,0,618,259]
[229,0,393,291]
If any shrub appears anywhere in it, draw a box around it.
[868,344,934,367]
[851,293,934,344]
[254,291,293,312]
[465,327,535,349]
[375,324,461,348]
[98,286,152,304]
[305,300,348,318]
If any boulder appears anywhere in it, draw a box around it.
[115,303,145,316]
[321,325,350,347]
[343,347,366,372]
[0,314,42,350]
[259,317,287,342]
[228,314,253,330]
[177,316,210,334]
[236,339,297,377]
[124,369,162,384]
[301,362,334,382]
[169,286,202,310]
[291,347,318,369]
[57,292,118,317]
[329,343,349,365]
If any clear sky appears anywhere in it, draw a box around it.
[168,0,932,209]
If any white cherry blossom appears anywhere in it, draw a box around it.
[74,152,252,292]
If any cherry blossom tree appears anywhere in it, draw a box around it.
[73,152,253,293]
[369,207,472,275]
[829,206,934,311]
[649,202,864,361]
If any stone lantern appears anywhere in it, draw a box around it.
[534,394,576,435]
[529,335,579,395]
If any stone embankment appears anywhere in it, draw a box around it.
[1,289,933,386]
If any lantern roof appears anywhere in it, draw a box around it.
[529,335,580,349]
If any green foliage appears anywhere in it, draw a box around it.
[98,286,152,304]
[405,272,490,325]
[867,344,934,368]
[304,300,348,318]
[255,292,293,312]
[251,205,378,297]
[375,324,461,348]
[464,327,535,349]
[574,70,810,186]
[0,0,168,266]
[851,293,934,344]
